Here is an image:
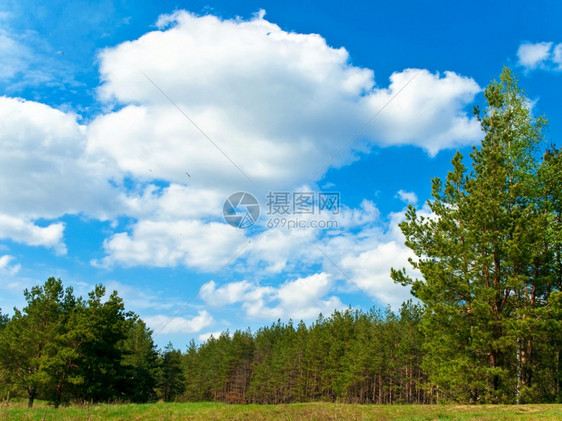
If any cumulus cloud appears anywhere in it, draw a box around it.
[316,207,422,308]
[225,198,381,275]
[361,69,481,156]
[0,96,124,220]
[271,272,343,319]
[120,184,225,221]
[94,219,247,271]
[1,10,482,267]
[0,96,133,255]
[191,199,417,310]
[0,255,21,275]
[517,41,562,71]
[0,10,472,316]
[201,273,345,320]
[553,44,562,68]
[247,227,318,274]
[340,241,414,308]
[144,310,213,334]
[517,42,552,70]
[198,331,225,342]
[395,189,418,205]
[0,215,66,254]
[200,280,258,307]
[91,10,481,194]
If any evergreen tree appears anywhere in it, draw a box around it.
[38,286,83,407]
[0,278,161,405]
[75,285,129,402]
[0,309,8,329]
[392,68,561,403]
[183,339,201,400]
[120,317,159,403]
[0,278,67,407]
[158,343,186,402]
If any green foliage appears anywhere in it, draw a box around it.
[120,317,160,403]
[0,308,8,329]
[0,278,160,407]
[158,343,186,402]
[392,67,562,403]
[183,306,430,405]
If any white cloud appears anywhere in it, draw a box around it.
[104,280,174,310]
[0,255,21,275]
[201,280,272,308]
[144,310,213,334]
[198,331,225,342]
[396,189,418,205]
[319,207,422,309]
[0,96,122,221]
[0,215,66,254]
[517,42,552,70]
[192,199,418,311]
[200,280,258,307]
[95,190,382,275]
[119,184,225,221]
[553,43,562,68]
[0,96,136,255]
[236,198,380,274]
[90,10,481,194]
[360,69,481,156]
[0,9,472,319]
[201,273,345,321]
[94,219,247,271]
[340,241,414,308]
[247,227,318,274]
[273,272,342,319]
[516,41,562,72]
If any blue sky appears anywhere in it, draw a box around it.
[1,0,561,348]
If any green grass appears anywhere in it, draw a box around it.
[0,401,560,420]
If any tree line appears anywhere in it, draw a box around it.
[182,303,429,404]
[0,68,560,407]
[0,282,431,406]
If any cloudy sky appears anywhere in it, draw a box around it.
[1,0,561,347]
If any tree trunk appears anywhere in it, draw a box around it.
[27,388,35,408]
[516,337,522,404]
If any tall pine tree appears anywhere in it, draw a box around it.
[392,67,562,403]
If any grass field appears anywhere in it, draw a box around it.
[0,401,561,420]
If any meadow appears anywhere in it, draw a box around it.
[0,401,561,420]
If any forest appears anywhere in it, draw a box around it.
[0,68,561,407]
[0,280,433,407]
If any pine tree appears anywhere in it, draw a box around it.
[392,67,561,403]
[0,309,8,329]
[158,343,186,402]
[120,317,159,402]
[0,278,67,407]
[74,285,129,402]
